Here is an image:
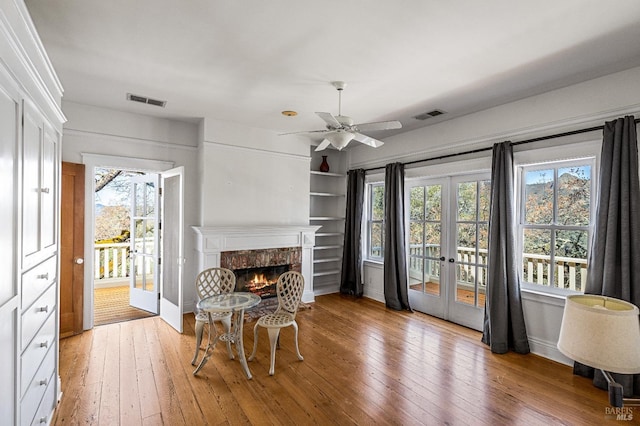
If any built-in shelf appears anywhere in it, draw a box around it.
[310,192,345,197]
[314,244,342,250]
[310,170,344,177]
[314,257,341,264]
[310,150,346,296]
[313,269,341,277]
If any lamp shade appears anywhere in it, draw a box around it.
[557,295,640,374]
[326,130,354,150]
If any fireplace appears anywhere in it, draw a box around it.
[234,264,290,299]
[220,246,301,299]
[192,225,321,305]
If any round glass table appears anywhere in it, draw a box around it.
[193,292,261,379]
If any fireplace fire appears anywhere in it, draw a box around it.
[234,264,289,299]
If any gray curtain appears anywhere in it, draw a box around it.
[340,169,366,296]
[481,142,530,354]
[383,162,411,311]
[574,115,640,397]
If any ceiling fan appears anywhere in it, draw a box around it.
[281,81,402,151]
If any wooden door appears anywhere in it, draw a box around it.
[60,162,85,338]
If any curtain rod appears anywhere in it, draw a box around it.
[361,117,640,173]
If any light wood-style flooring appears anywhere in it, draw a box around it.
[55,293,617,425]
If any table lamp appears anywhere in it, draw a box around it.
[557,295,640,407]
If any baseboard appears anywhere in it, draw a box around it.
[528,336,573,366]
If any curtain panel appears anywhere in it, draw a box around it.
[340,169,366,296]
[574,115,640,397]
[481,141,530,354]
[383,162,411,311]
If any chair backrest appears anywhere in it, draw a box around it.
[275,271,305,318]
[196,267,236,299]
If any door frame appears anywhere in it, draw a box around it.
[80,154,174,329]
[404,161,491,331]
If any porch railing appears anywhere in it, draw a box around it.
[404,244,587,292]
[94,241,155,283]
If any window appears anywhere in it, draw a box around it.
[366,183,384,260]
[519,159,594,293]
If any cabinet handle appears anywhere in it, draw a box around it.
[39,417,47,423]
[39,341,48,348]
[40,187,50,194]
[37,273,49,280]
[39,378,48,386]
[38,305,49,313]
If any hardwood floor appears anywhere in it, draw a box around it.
[55,294,618,425]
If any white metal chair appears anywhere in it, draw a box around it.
[248,271,305,375]
[191,267,236,365]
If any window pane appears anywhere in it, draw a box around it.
[410,186,424,220]
[478,223,488,266]
[457,223,476,252]
[557,166,590,226]
[478,180,491,222]
[425,223,441,259]
[523,228,551,285]
[524,169,553,224]
[371,186,384,221]
[425,185,441,221]
[370,223,383,258]
[408,257,424,291]
[457,181,477,221]
[409,222,424,248]
[555,230,588,292]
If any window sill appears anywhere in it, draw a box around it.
[521,284,581,306]
[364,259,384,268]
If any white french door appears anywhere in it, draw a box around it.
[129,173,160,314]
[159,166,184,333]
[407,173,490,331]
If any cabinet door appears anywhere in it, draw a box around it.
[40,126,58,251]
[22,103,43,264]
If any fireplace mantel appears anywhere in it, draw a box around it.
[192,225,321,303]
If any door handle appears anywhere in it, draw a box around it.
[74,257,84,265]
[439,256,446,261]
[448,258,455,263]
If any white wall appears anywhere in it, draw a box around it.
[198,117,310,226]
[61,101,201,321]
[351,65,640,365]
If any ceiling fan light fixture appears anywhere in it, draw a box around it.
[326,130,354,150]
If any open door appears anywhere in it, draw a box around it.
[129,173,160,314]
[159,166,184,332]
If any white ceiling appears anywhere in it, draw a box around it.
[24,0,640,141]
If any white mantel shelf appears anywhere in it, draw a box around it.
[192,225,321,303]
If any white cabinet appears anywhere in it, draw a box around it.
[0,2,64,424]
[22,101,59,269]
[309,149,347,295]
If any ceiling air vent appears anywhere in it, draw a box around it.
[414,109,445,121]
[126,93,167,108]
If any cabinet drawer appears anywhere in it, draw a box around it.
[29,371,56,426]
[21,285,56,350]
[21,312,55,396]
[20,345,55,425]
[22,256,56,311]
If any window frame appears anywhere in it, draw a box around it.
[365,182,385,262]
[515,140,600,296]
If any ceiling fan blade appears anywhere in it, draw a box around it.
[355,120,402,132]
[314,139,332,152]
[316,112,342,129]
[353,132,384,148]
[278,129,329,136]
